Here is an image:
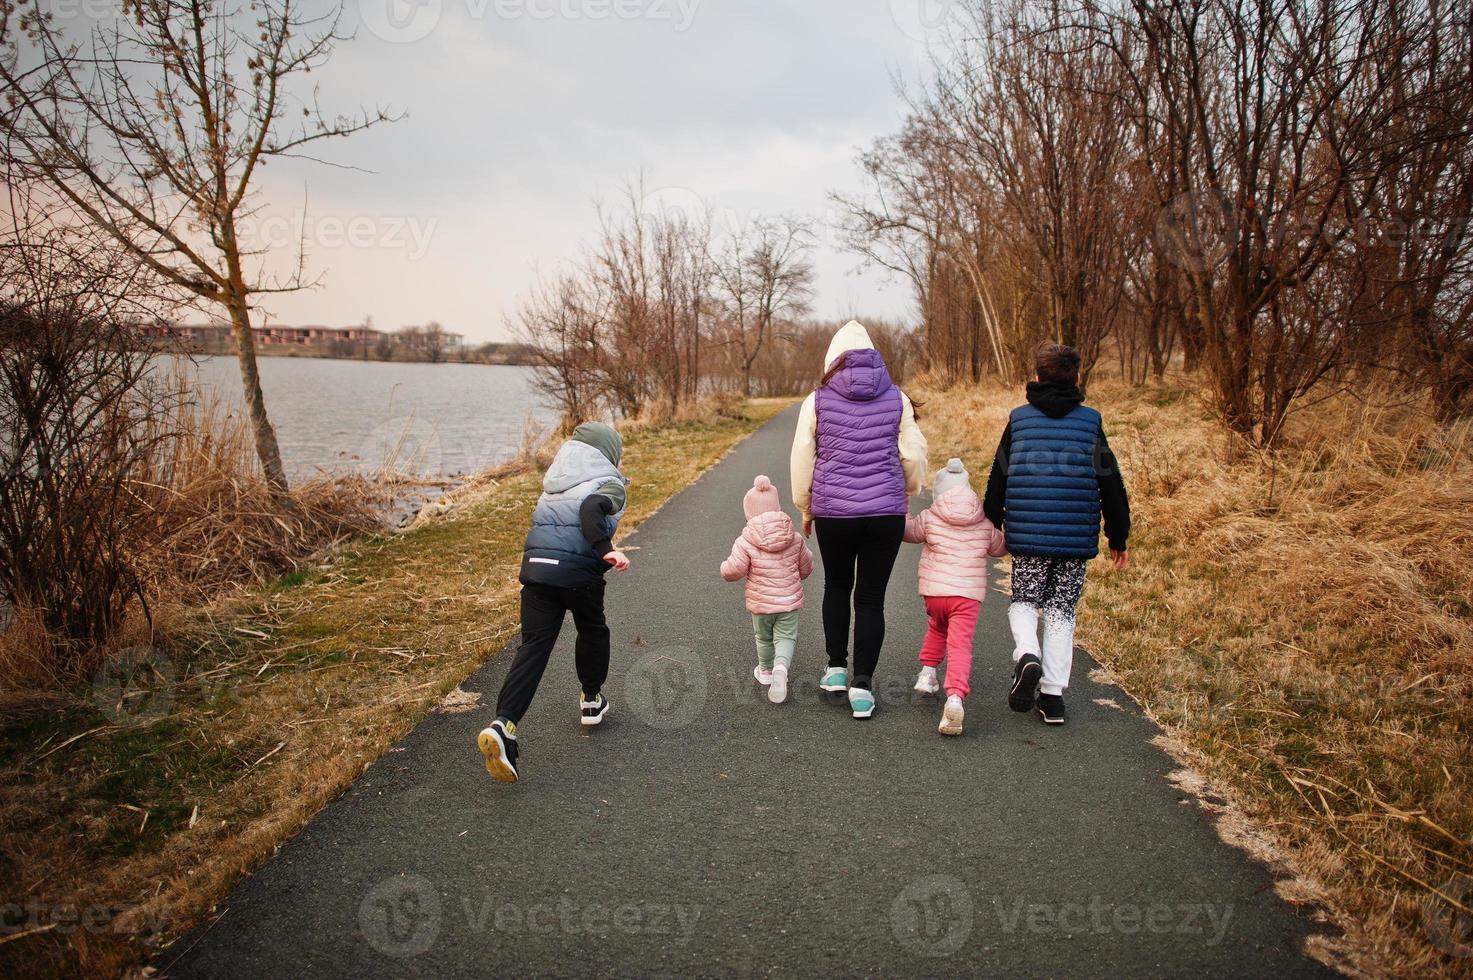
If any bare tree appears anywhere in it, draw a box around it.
[916,1,1139,385]
[515,273,603,428]
[844,0,1467,438]
[1095,0,1420,442]
[589,183,709,417]
[1344,0,1473,422]
[395,324,424,360]
[358,314,374,360]
[711,215,815,396]
[1,0,393,506]
[422,321,447,364]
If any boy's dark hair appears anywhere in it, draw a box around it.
[1034,343,1081,386]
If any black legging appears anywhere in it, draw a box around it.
[814,514,906,691]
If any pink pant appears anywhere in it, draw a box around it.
[919,595,981,698]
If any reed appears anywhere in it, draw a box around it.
[0,376,387,698]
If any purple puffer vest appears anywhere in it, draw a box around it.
[811,348,909,518]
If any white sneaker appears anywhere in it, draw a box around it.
[939,695,964,736]
[914,666,940,696]
[753,664,773,686]
[768,664,788,704]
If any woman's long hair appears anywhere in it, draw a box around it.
[819,352,848,387]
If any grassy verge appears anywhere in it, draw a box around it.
[0,398,790,977]
[913,377,1472,977]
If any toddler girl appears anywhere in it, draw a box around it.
[904,458,1007,735]
[720,475,814,704]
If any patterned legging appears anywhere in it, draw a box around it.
[1008,556,1088,696]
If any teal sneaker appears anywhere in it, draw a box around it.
[819,667,849,692]
[848,687,876,719]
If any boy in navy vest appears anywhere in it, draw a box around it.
[982,344,1130,725]
[478,422,632,782]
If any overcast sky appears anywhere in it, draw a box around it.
[236,0,948,342]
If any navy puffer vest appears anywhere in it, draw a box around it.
[1004,404,1102,559]
[521,441,627,588]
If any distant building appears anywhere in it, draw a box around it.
[255,325,383,346]
[171,323,232,344]
[154,323,383,347]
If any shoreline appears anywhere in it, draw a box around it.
[172,345,538,367]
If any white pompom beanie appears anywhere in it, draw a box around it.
[933,458,971,497]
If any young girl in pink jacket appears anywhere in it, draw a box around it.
[721,475,814,704]
[904,458,1007,735]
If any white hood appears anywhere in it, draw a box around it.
[542,439,620,496]
[824,320,876,372]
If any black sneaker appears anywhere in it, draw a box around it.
[1009,654,1043,712]
[1037,694,1067,725]
[580,692,610,727]
[478,718,519,782]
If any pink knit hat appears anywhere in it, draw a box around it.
[743,475,782,519]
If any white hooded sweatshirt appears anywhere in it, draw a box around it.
[789,321,928,522]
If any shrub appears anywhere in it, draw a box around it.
[0,301,171,679]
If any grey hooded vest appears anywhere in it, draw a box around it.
[520,440,628,588]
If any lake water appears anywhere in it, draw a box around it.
[181,356,555,482]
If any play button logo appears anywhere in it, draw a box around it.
[890,874,974,957]
[359,873,442,958]
[359,0,442,44]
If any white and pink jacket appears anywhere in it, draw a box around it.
[904,486,1007,602]
[720,511,815,614]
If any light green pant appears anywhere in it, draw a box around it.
[753,611,800,670]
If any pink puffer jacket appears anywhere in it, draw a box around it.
[720,511,815,614]
[904,486,1006,601]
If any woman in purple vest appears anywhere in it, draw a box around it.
[790,321,928,718]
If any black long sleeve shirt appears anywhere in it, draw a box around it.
[578,493,617,558]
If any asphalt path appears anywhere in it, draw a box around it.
[166,403,1334,978]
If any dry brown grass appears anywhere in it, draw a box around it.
[914,374,1473,977]
[0,382,387,695]
[0,398,790,978]
[137,388,388,603]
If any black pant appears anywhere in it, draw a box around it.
[814,514,906,690]
[495,581,610,724]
